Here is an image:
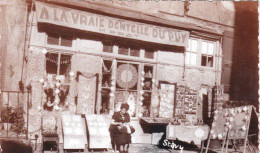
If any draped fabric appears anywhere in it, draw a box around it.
[78,72,97,79]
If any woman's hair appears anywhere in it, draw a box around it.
[120,103,130,111]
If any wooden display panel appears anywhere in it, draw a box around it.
[62,114,87,150]
[204,105,253,153]
[85,114,111,149]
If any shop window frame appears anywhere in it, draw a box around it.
[200,40,215,67]
[100,58,113,115]
[114,61,140,118]
[45,51,72,86]
[44,51,72,111]
[100,58,156,119]
[45,32,75,50]
[185,38,198,66]
[140,64,155,118]
[101,42,156,61]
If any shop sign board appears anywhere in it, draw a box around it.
[35,2,189,47]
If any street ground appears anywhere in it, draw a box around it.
[0,137,258,153]
[34,143,258,153]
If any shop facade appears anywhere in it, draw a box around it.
[23,1,227,146]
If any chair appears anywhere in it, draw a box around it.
[41,116,59,153]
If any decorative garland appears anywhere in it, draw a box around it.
[102,59,116,73]
[109,74,116,112]
[79,72,97,80]
[138,71,145,117]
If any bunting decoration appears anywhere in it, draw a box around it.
[45,53,71,65]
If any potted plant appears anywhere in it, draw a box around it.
[0,106,16,130]
[12,106,25,135]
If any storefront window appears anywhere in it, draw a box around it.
[144,50,154,59]
[103,42,113,53]
[140,65,153,117]
[46,53,59,74]
[46,53,72,78]
[47,33,59,45]
[100,43,155,117]
[118,46,129,55]
[130,49,140,57]
[101,60,113,114]
[47,33,73,47]
[118,45,140,57]
[114,62,139,117]
[44,52,72,111]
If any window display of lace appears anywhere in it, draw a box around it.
[41,74,70,111]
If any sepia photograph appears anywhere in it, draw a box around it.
[0,0,258,153]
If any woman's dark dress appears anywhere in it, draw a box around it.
[110,111,132,148]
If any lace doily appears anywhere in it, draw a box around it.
[116,64,138,89]
[163,66,181,83]
[185,69,202,90]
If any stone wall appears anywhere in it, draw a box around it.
[0,0,27,91]
[92,1,235,32]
